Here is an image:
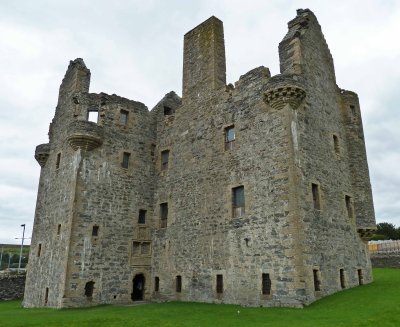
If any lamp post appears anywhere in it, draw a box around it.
[18,224,26,273]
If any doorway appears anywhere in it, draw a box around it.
[132,274,145,301]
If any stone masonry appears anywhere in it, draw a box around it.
[24,9,376,308]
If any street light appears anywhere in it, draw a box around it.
[18,224,25,273]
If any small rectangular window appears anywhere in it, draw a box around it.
[357,269,363,285]
[44,288,49,305]
[225,125,235,150]
[120,110,129,125]
[340,269,346,289]
[164,106,173,116]
[333,135,340,156]
[176,275,182,293]
[92,225,99,237]
[150,144,156,158]
[262,273,271,295]
[154,277,160,292]
[345,195,353,219]
[87,110,99,123]
[350,105,356,118]
[122,152,130,169]
[313,269,321,291]
[160,203,168,228]
[138,210,146,224]
[161,150,170,171]
[216,274,223,294]
[232,186,245,217]
[57,224,61,236]
[56,153,61,169]
[312,183,320,210]
[37,243,42,257]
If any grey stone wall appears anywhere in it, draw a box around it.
[24,9,375,309]
[370,253,400,268]
[0,273,26,301]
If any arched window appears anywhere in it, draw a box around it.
[84,281,95,298]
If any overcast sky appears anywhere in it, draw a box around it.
[1,0,399,244]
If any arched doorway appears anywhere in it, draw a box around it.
[131,274,145,301]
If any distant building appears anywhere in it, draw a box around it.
[24,9,376,308]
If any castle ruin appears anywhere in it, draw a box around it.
[24,9,376,308]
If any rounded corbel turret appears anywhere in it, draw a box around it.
[264,75,306,110]
[35,143,50,167]
[67,120,104,151]
[357,228,376,242]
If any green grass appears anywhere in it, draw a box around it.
[0,268,399,327]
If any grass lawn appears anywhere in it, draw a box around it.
[0,268,398,327]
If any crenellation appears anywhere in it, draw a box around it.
[25,9,375,309]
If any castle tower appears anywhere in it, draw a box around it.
[24,58,156,308]
[25,10,375,308]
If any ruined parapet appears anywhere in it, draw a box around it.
[67,120,104,151]
[264,74,306,110]
[279,9,335,83]
[340,89,376,235]
[34,143,50,167]
[182,16,226,102]
[57,58,91,111]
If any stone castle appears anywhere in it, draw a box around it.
[24,9,376,308]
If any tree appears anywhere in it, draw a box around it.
[376,222,400,240]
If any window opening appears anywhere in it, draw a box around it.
[357,269,363,285]
[122,152,130,169]
[37,243,42,257]
[176,275,182,293]
[161,150,170,171]
[164,106,173,116]
[132,242,140,256]
[340,269,346,289]
[160,203,168,228]
[333,135,340,155]
[350,105,356,118]
[225,125,235,150]
[84,281,95,298]
[56,153,61,169]
[138,209,146,224]
[313,269,321,291]
[262,273,271,295]
[232,186,245,217]
[345,195,353,219]
[120,110,129,125]
[44,288,49,305]
[312,183,320,210]
[87,110,99,123]
[216,274,223,294]
[92,225,99,237]
[154,277,160,292]
[57,224,61,236]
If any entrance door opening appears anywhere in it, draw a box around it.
[132,274,145,301]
